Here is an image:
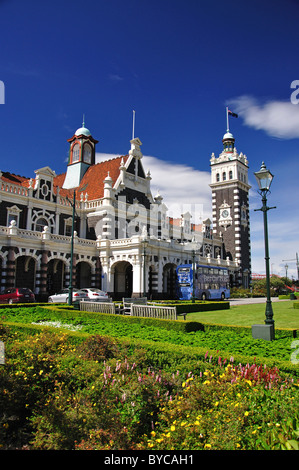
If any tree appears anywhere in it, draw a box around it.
[252,275,285,296]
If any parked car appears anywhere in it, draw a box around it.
[48,288,89,303]
[80,288,109,301]
[0,287,35,304]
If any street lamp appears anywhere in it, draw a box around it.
[284,263,289,280]
[189,238,198,303]
[141,232,148,298]
[252,162,276,340]
[68,190,76,306]
[191,250,196,303]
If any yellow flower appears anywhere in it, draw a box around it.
[171,425,175,431]
[244,411,249,416]
[148,442,154,448]
[151,431,156,437]
[204,444,211,449]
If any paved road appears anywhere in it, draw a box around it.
[229,297,290,305]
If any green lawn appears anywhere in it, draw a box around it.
[187,300,299,329]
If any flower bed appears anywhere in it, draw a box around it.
[0,326,298,450]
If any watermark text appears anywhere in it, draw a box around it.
[0,80,4,104]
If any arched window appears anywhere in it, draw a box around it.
[83,144,92,164]
[222,172,226,181]
[35,218,48,232]
[72,143,80,163]
[229,170,233,180]
[216,173,220,182]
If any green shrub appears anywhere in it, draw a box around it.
[150,300,230,313]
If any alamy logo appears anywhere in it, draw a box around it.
[0,81,4,104]
[290,80,299,104]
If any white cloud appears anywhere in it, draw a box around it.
[96,152,212,222]
[142,156,211,220]
[227,95,299,139]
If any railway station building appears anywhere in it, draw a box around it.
[0,121,250,300]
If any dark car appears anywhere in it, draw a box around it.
[0,287,35,304]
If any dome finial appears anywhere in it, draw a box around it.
[82,114,85,128]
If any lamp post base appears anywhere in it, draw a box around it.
[252,324,275,341]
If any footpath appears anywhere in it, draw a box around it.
[229,297,290,305]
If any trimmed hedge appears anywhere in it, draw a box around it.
[2,320,299,378]
[149,300,230,313]
[44,306,204,333]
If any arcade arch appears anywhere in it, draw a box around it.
[163,263,177,299]
[112,261,133,299]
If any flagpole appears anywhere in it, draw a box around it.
[226,107,229,132]
[132,110,135,140]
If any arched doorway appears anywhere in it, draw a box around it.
[76,261,92,288]
[113,261,133,300]
[47,259,66,295]
[163,263,177,299]
[15,256,36,291]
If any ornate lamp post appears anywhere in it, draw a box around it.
[189,238,198,303]
[141,230,148,298]
[68,190,76,306]
[252,162,276,340]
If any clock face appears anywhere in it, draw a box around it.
[222,209,229,218]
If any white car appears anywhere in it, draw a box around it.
[80,288,109,301]
[48,288,89,303]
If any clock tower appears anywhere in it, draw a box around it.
[210,130,251,287]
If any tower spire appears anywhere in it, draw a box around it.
[82,114,85,128]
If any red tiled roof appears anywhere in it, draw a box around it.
[1,156,130,201]
[1,172,31,187]
[55,155,129,200]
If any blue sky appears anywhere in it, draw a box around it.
[0,0,299,278]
